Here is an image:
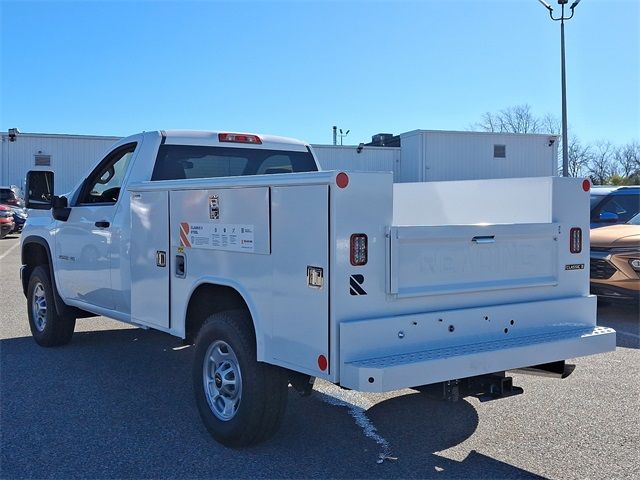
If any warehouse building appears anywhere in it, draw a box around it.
[0,129,558,194]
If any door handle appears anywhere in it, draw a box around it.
[472,235,495,244]
[95,221,110,228]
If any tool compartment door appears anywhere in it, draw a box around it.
[389,223,559,298]
[271,185,329,373]
[130,190,170,328]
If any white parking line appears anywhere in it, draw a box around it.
[313,381,394,463]
[0,241,19,261]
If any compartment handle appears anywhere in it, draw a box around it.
[472,235,495,244]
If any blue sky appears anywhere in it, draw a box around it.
[1,0,638,146]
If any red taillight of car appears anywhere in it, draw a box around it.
[350,233,368,266]
[570,227,582,254]
[5,198,18,205]
[218,133,262,144]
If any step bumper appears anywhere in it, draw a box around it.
[341,325,616,392]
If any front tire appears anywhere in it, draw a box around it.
[193,310,288,447]
[27,265,75,347]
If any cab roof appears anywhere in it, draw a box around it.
[158,130,309,151]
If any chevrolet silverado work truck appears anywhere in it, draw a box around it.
[21,130,615,447]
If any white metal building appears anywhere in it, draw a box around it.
[311,144,401,177]
[0,132,120,194]
[0,129,558,194]
[397,130,558,182]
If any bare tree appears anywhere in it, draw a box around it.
[588,141,614,185]
[540,113,561,135]
[567,136,591,178]
[473,106,639,183]
[474,104,556,134]
[614,142,640,179]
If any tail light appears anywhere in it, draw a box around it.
[569,227,582,254]
[350,234,368,266]
[218,133,262,144]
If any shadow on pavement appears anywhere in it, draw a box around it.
[1,328,544,479]
[596,302,639,349]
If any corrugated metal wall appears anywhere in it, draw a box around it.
[311,145,400,177]
[0,134,119,194]
[399,130,558,182]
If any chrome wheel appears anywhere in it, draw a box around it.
[203,340,242,421]
[32,282,47,332]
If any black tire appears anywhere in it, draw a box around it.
[27,265,76,347]
[193,310,288,447]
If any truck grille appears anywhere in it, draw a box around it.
[590,258,616,280]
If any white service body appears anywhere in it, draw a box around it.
[22,131,614,394]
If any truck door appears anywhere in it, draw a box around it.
[55,143,137,309]
[270,185,329,373]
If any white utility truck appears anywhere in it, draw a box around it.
[21,130,615,447]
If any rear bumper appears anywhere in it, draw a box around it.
[339,296,615,392]
[590,282,640,302]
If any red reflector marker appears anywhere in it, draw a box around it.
[582,179,591,192]
[318,355,328,371]
[336,172,349,189]
[218,133,262,144]
[570,227,582,254]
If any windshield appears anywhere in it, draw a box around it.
[590,196,604,209]
[628,213,640,225]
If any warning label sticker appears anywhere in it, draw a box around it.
[180,222,255,253]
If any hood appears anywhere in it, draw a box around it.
[590,224,640,249]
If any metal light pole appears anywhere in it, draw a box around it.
[538,0,581,177]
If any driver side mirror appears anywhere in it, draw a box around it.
[25,170,54,210]
[599,211,619,224]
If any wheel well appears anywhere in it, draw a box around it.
[21,241,50,296]
[185,284,251,342]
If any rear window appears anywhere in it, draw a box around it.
[0,189,17,202]
[151,145,318,181]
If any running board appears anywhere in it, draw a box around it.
[340,326,615,392]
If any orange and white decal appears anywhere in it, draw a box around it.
[179,222,191,248]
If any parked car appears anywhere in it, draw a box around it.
[590,212,640,303]
[0,205,15,239]
[9,206,28,232]
[590,186,640,229]
[0,185,25,208]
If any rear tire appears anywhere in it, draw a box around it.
[193,310,288,447]
[27,266,75,347]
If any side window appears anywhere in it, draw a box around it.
[79,144,136,204]
[592,194,640,223]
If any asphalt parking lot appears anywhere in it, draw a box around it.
[1,234,638,480]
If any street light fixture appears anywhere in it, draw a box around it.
[339,128,350,146]
[538,0,582,177]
